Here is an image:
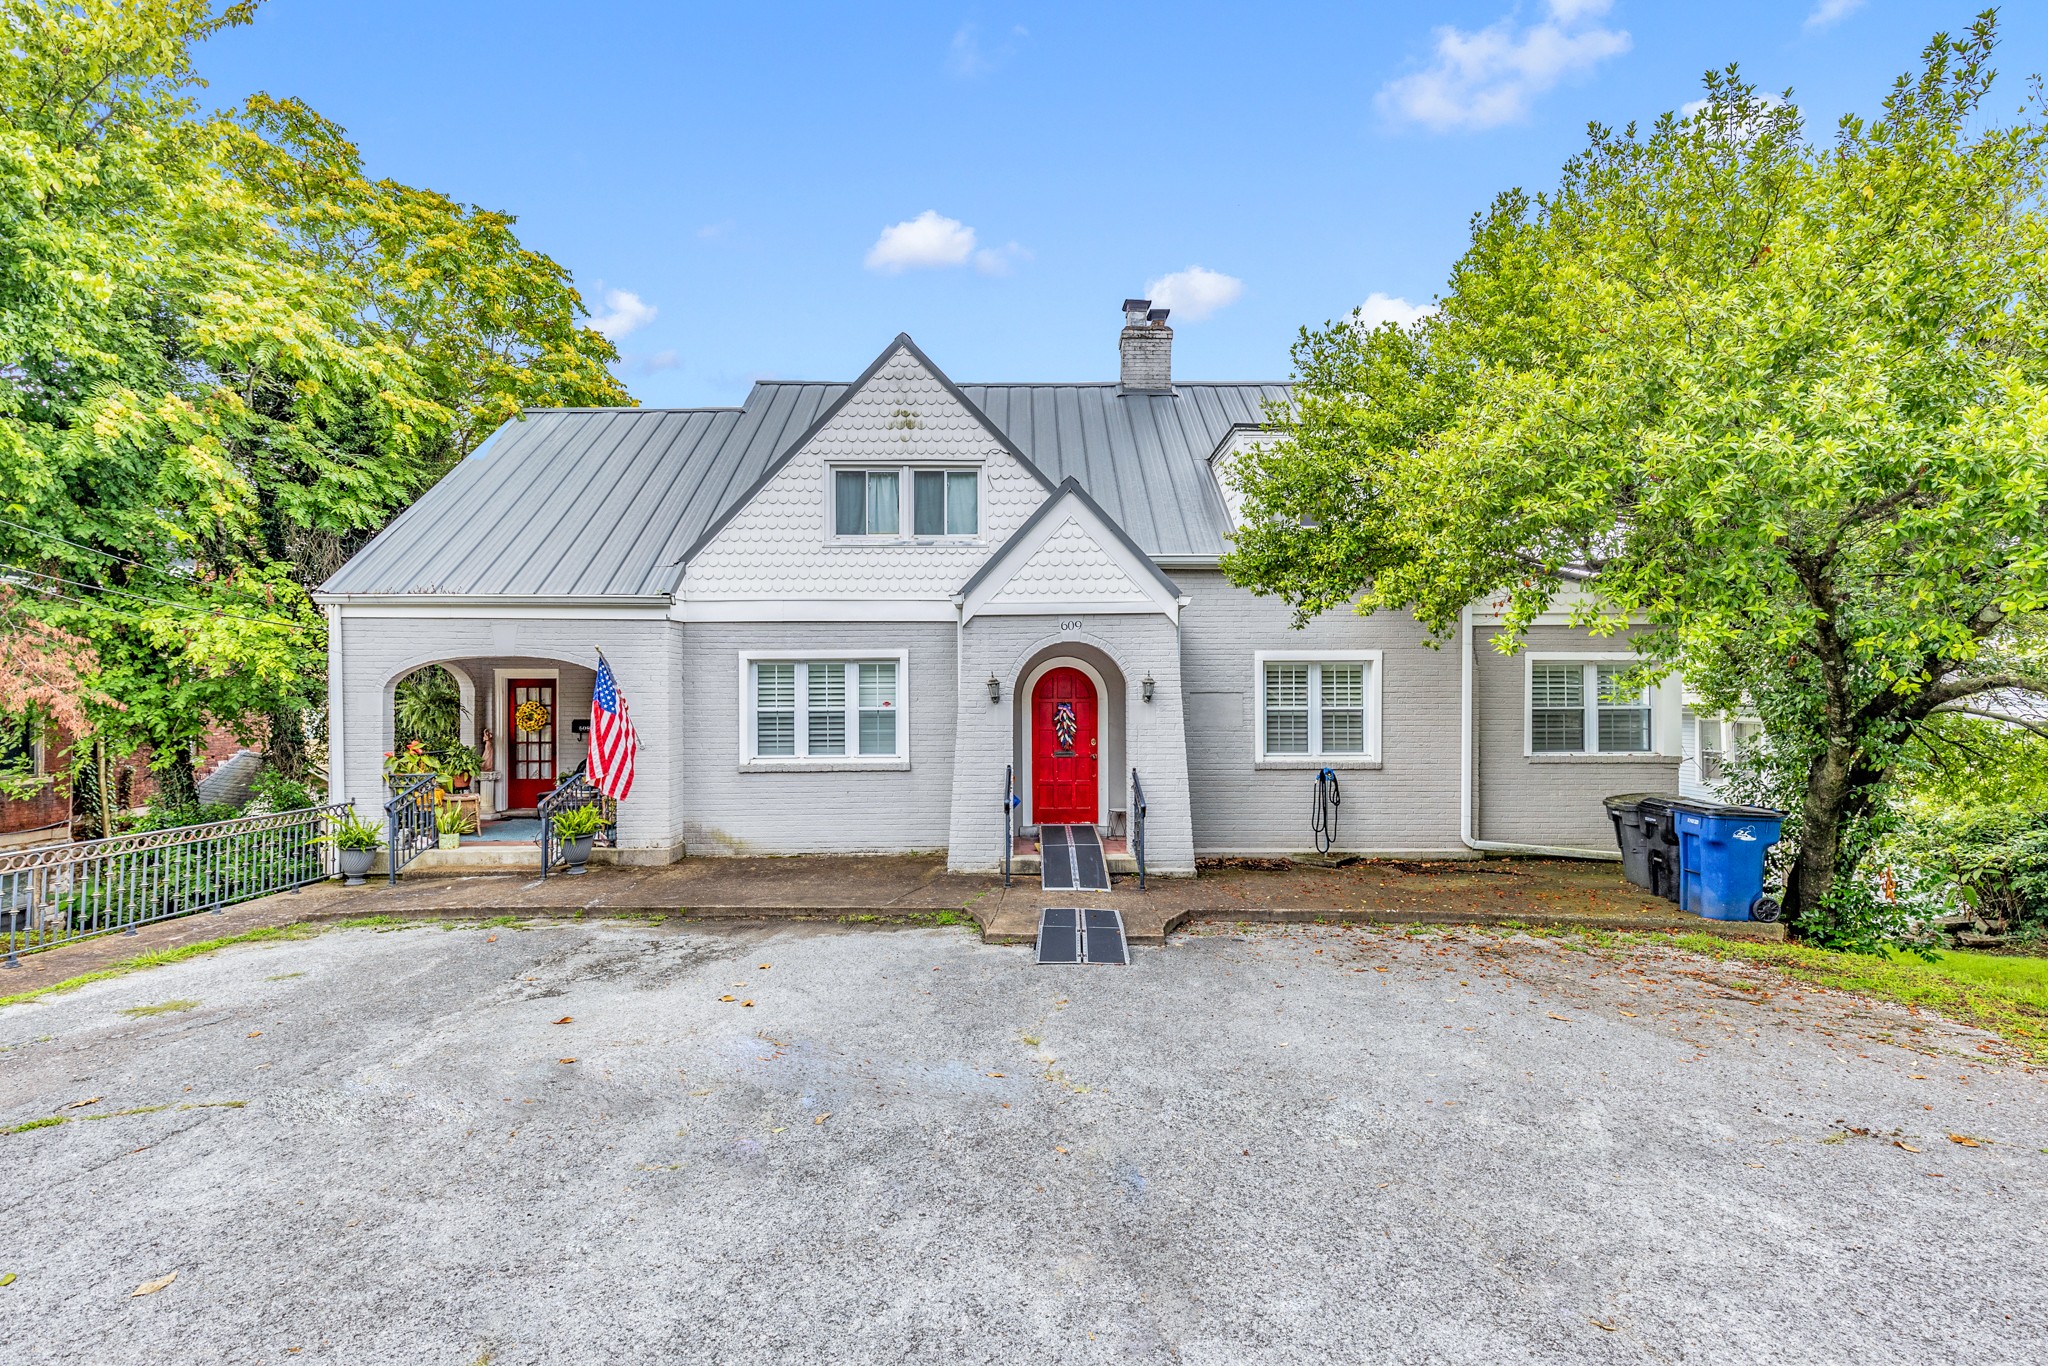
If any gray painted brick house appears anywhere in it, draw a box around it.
[317,302,1679,873]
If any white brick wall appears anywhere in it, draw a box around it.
[1473,624,1679,849]
[677,621,957,854]
[1176,570,1467,857]
[682,346,1047,601]
[331,613,685,856]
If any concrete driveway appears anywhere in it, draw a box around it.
[1,920,2041,1364]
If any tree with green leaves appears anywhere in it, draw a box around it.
[1225,15,2048,946]
[0,0,628,811]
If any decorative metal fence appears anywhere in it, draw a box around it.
[539,764,614,879]
[1,805,350,967]
[1130,768,1148,891]
[384,773,439,884]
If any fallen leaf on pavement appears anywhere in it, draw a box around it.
[558,1058,576,1065]
[814,1113,830,1125]
[987,1072,1005,1078]
[246,1031,262,1038]
[554,1017,573,1025]
[1548,1013,1571,1022]
[1055,1146,1068,1154]
[64,1097,102,1110]
[741,1000,755,1007]
[1589,1317,1619,1332]
[1948,1134,1982,1147]
[0,1272,15,1287]
[719,995,735,1002]
[131,1271,177,1297]
[758,963,772,970]
[1617,1010,1637,1018]
[1895,1141,1921,1153]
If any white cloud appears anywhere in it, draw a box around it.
[1352,292,1436,331]
[696,219,735,241]
[643,349,681,373]
[1804,0,1864,30]
[589,289,656,339]
[1145,266,1244,323]
[1377,0,1632,133]
[865,210,978,273]
[946,22,1028,79]
[974,242,1032,277]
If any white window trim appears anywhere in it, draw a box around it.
[738,649,911,772]
[825,462,985,545]
[1251,650,1384,768]
[1524,653,1663,758]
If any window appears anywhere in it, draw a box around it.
[749,659,903,761]
[1530,661,1656,754]
[833,466,977,539]
[2,718,38,776]
[1257,656,1378,761]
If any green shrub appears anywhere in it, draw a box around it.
[1904,808,2048,929]
[248,768,318,813]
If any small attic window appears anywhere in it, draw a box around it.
[832,465,978,540]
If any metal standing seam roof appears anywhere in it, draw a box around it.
[318,364,1289,599]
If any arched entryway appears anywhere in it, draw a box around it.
[1031,666,1098,825]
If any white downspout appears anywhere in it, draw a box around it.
[1460,603,1621,861]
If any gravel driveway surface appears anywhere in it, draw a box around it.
[1,920,2041,1364]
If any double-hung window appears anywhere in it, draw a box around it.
[1256,654,1379,762]
[832,466,978,539]
[749,659,902,761]
[1529,661,1655,754]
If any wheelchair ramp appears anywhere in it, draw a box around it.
[1039,825,1110,892]
[1035,907,1129,965]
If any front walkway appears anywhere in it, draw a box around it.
[2,855,1780,996]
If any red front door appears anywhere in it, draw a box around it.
[506,678,557,810]
[1032,667,1098,827]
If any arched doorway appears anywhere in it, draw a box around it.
[1031,666,1099,826]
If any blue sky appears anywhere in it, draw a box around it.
[198,1,2048,406]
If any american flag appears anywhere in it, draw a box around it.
[588,654,638,800]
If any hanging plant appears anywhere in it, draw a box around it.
[514,699,552,735]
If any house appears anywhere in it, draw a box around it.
[315,302,1681,874]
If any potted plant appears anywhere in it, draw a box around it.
[326,811,382,886]
[551,804,608,876]
[382,741,440,789]
[439,743,483,793]
[435,803,474,850]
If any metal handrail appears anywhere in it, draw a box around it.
[1131,768,1147,891]
[1003,764,1017,887]
[384,773,439,884]
[1,804,348,966]
[539,762,614,879]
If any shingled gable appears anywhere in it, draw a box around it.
[670,333,1057,584]
[956,476,1185,623]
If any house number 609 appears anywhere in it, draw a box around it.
[1058,618,1084,632]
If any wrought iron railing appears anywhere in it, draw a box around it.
[1,804,349,966]
[1003,764,1023,887]
[384,773,439,884]
[1131,768,1148,891]
[539,763,615,879]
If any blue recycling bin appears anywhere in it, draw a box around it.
[1670,799,1785,921]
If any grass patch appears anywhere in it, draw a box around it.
[120,998,199,1018]
[1625,932,2048,1063]
[334,915,418,931]
[0,924,317,1011]
[4,1116,65,1135]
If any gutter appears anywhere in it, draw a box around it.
[1459,604,1621,861]
[312,593,673,610]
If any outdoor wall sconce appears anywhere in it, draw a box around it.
[1142,674,1156,702]
[987,674,1002,702]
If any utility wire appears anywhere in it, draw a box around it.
[0,516,201,582]
[1,564,312,632]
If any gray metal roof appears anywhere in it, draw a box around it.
[320,348,1287,599]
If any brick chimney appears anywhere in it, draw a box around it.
[1119,298,1173,393]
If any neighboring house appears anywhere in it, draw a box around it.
[1679,702,1764,801]
[0,719,254,850]
[316,302,1681,873]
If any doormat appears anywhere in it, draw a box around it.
[1039,825,1110,892]
[1035,908,1129,965]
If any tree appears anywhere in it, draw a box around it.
[1224,15,2048,945]
[0,0,629,806]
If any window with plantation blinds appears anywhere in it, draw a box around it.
[1260,660,1372,760]
[751,660,900,760]
[1529,662,1653,754]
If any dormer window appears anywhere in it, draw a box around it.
[831,465,979,540]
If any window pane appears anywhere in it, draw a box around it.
[834,471,865,536]
[1265,663,1309,710]
[946,470,977,535]
[1596,665,1644,706]
[1322,710,1364,752]
[1530,664,1583,709]
[1320,664,1364,709]
[866,471,899,535]
[913,471,945,536]
[860,710,897,755]
[756,663,796,756]
[858,662,897,755]
[1599,707,1650,752]
[858,662,896,709]
[807,663,846,755]
[1266,710,1309,754]
[1531,709,1584,753]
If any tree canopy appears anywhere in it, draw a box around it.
[1224,14,2048,943]
[0,0,629,811]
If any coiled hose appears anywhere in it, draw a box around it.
[1311,766,1341,855]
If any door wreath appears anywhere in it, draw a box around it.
[514,699,552,735]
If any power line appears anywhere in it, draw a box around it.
[1,565,313,633]
[0,516,201,583]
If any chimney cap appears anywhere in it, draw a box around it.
[1147,308,1170,324]
[1122,297,1152,313]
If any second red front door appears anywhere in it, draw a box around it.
[1032,667,1098,826]
[506,678,557,809]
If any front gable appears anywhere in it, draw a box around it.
[678,336,1055,605]
[959,479,1184,623]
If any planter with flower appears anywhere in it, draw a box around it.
[382,741,441,791]
[551,804,608,875]
[439,743,484,794]
[324,811,383,886]
[435,803,477,850]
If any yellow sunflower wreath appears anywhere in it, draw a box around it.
[514,699,552,734]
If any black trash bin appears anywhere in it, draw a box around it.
[1637,796,1682,903]
[1604,793,1660,891]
